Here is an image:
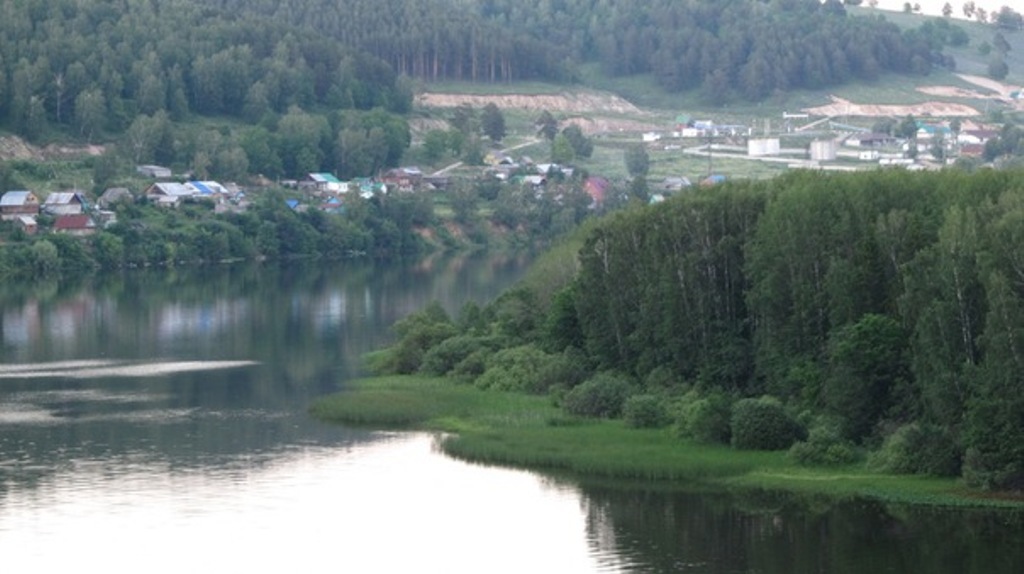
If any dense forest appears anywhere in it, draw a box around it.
[0,0,967,152]
[209,0,963,101]
[0,0,414,179]
[383,169,1024,492]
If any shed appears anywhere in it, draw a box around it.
[53,214,97,236]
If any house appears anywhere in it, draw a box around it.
[93,210,118,228]
[145,182,196,207]
[958,130,999,145]
[380,167,423,193]
[583,176,610,208]
[136,165,172,178]
[659,177,692,192]
[42,191,87,216]
[304,173,344,194]
[848,133,897,148]
[14,215,37,235]
[185,181,229,198]
[53,214,97,236]
[0,191,40,221]
[97,187,134,209]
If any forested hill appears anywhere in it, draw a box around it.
[0,0,411,142]
[208,0,961,101]
[0,0,966,146]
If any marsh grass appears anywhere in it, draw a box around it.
[311,376,1024,507]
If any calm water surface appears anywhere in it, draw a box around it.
[0,254,1021,573]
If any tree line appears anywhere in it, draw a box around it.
[0,0,411,144]
[204,0,960,102]
[382,168,1024,492]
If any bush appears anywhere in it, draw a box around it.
[420,335,498,376]
[869,423,961,477]
[676,392,733,444]
[562,372,634,418]
[788,419,859,466]
[475,344,555,393]
[730,396,805,451]
[623,394,670,429]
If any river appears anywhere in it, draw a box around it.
[0,254,1021,573]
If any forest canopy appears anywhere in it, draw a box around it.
[0,0,967,149]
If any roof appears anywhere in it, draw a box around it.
[186,181,228,195]
[309,173,342,184]
[44,192,85,205]
[1,191,35,206]
[149,182,194,197]
[54,214,95,230]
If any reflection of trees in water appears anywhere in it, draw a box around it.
[579,483,1024,574]
[0,253,532,495]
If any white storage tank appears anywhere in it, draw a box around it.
[748,138,780,157]
[809,139,837,161]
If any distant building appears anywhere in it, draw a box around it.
[0,190,40,220]
[53,214,97,236]
[748,138,781,157]
[136,165,172,178]
[42,191,87,216]
[97,187,134,209]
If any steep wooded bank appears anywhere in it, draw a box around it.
[381,169,1024,492]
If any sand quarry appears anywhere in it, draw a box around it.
[803,74,1024,118]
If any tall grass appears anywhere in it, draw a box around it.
[311,375,1024,508]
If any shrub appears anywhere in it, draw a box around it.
[730,396,805,451]
[788,419,859,466]
[676,392,733,444]
[561,372,634,418]
[869,423,961,477]
[623,394,670,429]
[420,335,498,376]
[475,344,554,393]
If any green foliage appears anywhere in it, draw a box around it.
[787,418,859,467]
[475,344,557,393]
[622,394,670,429]
[676,392,733,445]
[383,302,457,374]
[870,423,962,477]
[562,372,635,419]
[480,103,506,143]
[420,334,499,377]
[731,396,805,451]
[623,144,649,178]
[825,314,911,442]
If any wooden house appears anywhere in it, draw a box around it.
[0,191,40,221]
[42,192,87,216]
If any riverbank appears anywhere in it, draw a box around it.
[310,375,1024,509]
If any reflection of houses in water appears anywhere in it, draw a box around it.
[156,300,250,341]
[1,301,42,349]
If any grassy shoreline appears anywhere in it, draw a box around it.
[310,375,1024,510]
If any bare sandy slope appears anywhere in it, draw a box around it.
[802,95,980,118]
[415,91,643,115]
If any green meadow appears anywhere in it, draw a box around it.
[311,375,1024,509]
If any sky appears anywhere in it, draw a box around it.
[867,0,1016,19]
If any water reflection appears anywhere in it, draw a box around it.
[578,483,1024,573]
[1,254,1023,573]
[1,434,601,574]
